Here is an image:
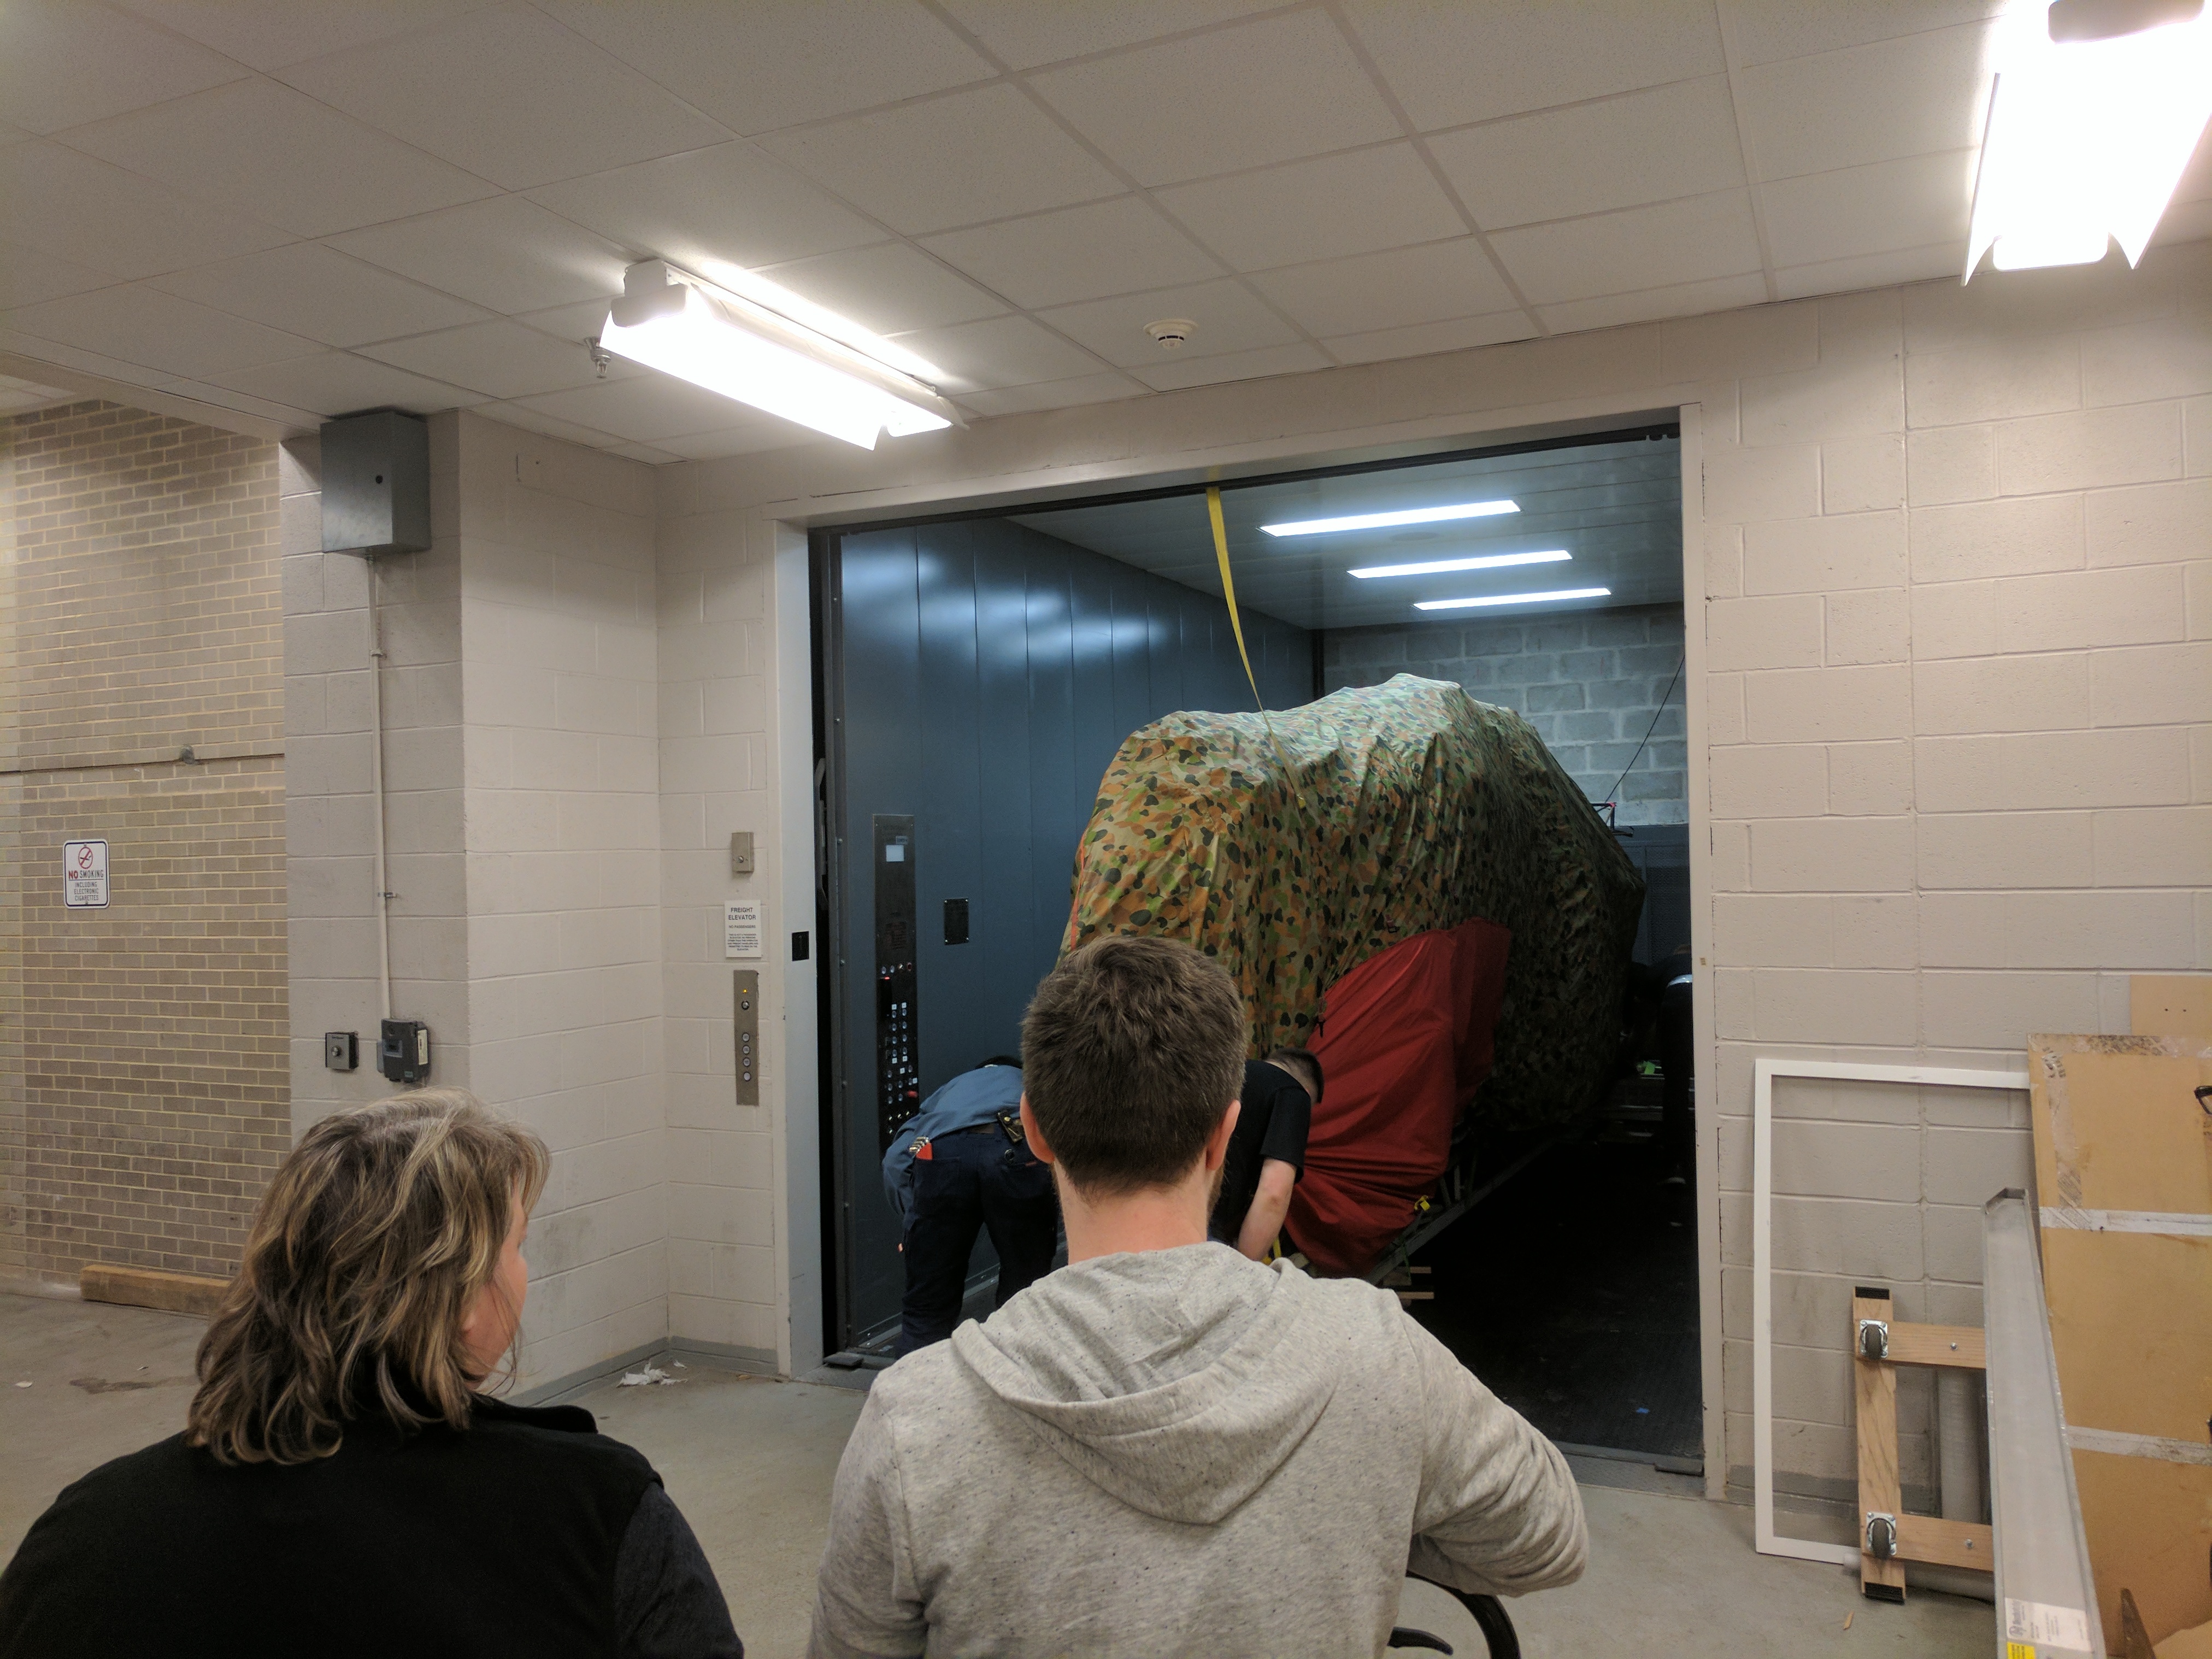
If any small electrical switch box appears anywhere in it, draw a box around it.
[379,1019,431,1084]
[944,897,970,945]
[732,970,759,1106]
[730,831,755,876]
[324,1031,358,1072]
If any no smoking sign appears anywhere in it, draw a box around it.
[63,840,108,909]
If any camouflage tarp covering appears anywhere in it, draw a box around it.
[1061,674,1644,1129]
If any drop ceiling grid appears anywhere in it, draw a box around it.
[0,0,2200,449]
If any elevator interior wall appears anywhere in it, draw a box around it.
[819,515,1312,1348]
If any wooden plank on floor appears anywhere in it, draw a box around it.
[1853,1290,1907,1602]
[80,1263,228,1316]
[1884,1322,1985,1369]
[1893,1514,1993,1573]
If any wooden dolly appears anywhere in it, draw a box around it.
[1851,1286,1994,1602]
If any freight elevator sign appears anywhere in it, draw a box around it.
[63,840,109,908]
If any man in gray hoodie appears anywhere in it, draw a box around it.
[810,936,1587,1659]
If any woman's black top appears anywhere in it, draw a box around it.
[0,1396,742,1659]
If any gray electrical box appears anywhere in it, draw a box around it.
[321,409,430,555]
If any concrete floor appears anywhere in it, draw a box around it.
[2,1292,1994,1655]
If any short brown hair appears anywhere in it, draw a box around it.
[186,1089,548,1466]
[1022,936,1247,1195]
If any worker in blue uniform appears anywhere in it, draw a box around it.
[881,1057,1060,1356]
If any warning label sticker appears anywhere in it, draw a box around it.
[62,840,108,908]
[2005,1599,2090,1652]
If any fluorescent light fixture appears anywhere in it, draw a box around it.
[1965,0,2212,277]
[1415,587,1610,611]
[1260,499,1519,537]
[599,260,960,450]
[1350,549,1570,579]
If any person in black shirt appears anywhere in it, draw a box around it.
[0,1089,742,1659]
[1208,1049,1320,1259]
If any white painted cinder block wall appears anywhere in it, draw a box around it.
[284,248,2208,1449]
[649,245,2209,1496]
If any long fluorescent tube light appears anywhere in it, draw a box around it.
[1350,550,1570,579]
[599,260,960,450]
[1965,0,2212,276]
[1260,499,1518,536]
[1415,587,1610,611]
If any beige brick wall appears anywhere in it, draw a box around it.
[1,401,286,1285]
[656,241,2208,1467]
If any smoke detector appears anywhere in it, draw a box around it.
[1146,317,1197,351]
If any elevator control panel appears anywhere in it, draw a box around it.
[873,814,919,1152]
[732,970,759,1106]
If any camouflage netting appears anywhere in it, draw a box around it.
[1061,674,1644,1130]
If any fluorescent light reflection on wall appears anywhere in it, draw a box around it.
[599,260,958,450]
[1415,587,1610,611]
[1260,499,1519,537]
[1966,0,2212,276]
[1350,550,1570,579]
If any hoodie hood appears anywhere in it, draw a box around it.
[948,1243,1337,1525]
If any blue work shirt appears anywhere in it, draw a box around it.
[880,1064,1027,1228]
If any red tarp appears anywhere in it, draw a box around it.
[1284,918,1512,1277]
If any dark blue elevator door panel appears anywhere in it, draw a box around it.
[915,524,986,1088]
[833,528,923,1333]
[832,514,1312,1344]
[975,537,1038,1057]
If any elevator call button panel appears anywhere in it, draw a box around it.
[874,814,919,1152]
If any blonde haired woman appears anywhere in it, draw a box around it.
[0,1090,743,1659]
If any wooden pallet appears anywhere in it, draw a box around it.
[1851,1285,1993,1602]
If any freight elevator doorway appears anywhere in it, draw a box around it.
[813,427,1697,1476]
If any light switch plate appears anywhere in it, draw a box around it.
[730,831,755,875]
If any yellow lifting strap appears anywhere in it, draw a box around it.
[1207,485,1305,808]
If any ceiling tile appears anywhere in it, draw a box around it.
[1722,0,2007,68]
[325,197,631,315]
[1758,150,1974,267]
[0,380,77,415]
[359,318,621,399]
[1130,340,1329,392]
[752,243,1009,337]
[115,0,491,73]
[58,78,498,239]
[881,313,1103,390]
[1735,22,1996,182]
[474,397,626,449]
[604,440,684,464]
[1536,272,1771,332]
[526,143,883,274]
[937,0,1280,69]
[278,2,730,191]
[1158,145,1464,273]
[1773,240,1963,301]
[148,244,491,346]
[651,425,810,461]
[512,375,772,442]
[1431,77,1746,231]
[0,0,246,134]
[920,196,1221,310]
[1034,278,1299,369]
[1249,239,1519,337]
[0,239,117,310]
[0,142,292,279]
[0,327,187,393]
[536,0,992,134]
[1029,10,1399,187]
[1342,0,1725,131]
[760,83,1121,236]
[210,349,484,416]
[1321,311,1539,366]
[509,297,620,345]
[4,283,318,381]
[1490,190,1763,304]
[955,371,1148,417]
[2151,197,2212,249]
